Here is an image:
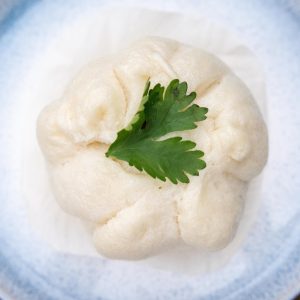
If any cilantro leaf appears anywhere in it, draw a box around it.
[106,79,208,184]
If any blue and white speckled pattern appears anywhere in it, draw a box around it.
[0,0,300,299]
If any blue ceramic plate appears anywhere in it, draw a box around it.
[1,1,300,299]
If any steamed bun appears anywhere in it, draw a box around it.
[37,37,268,260]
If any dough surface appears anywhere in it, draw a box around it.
[37,37,268,260]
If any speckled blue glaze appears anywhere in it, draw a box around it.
[0,1,300,299]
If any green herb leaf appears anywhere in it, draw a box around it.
[106,79,208,184]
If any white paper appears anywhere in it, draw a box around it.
[21,7,266,274]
